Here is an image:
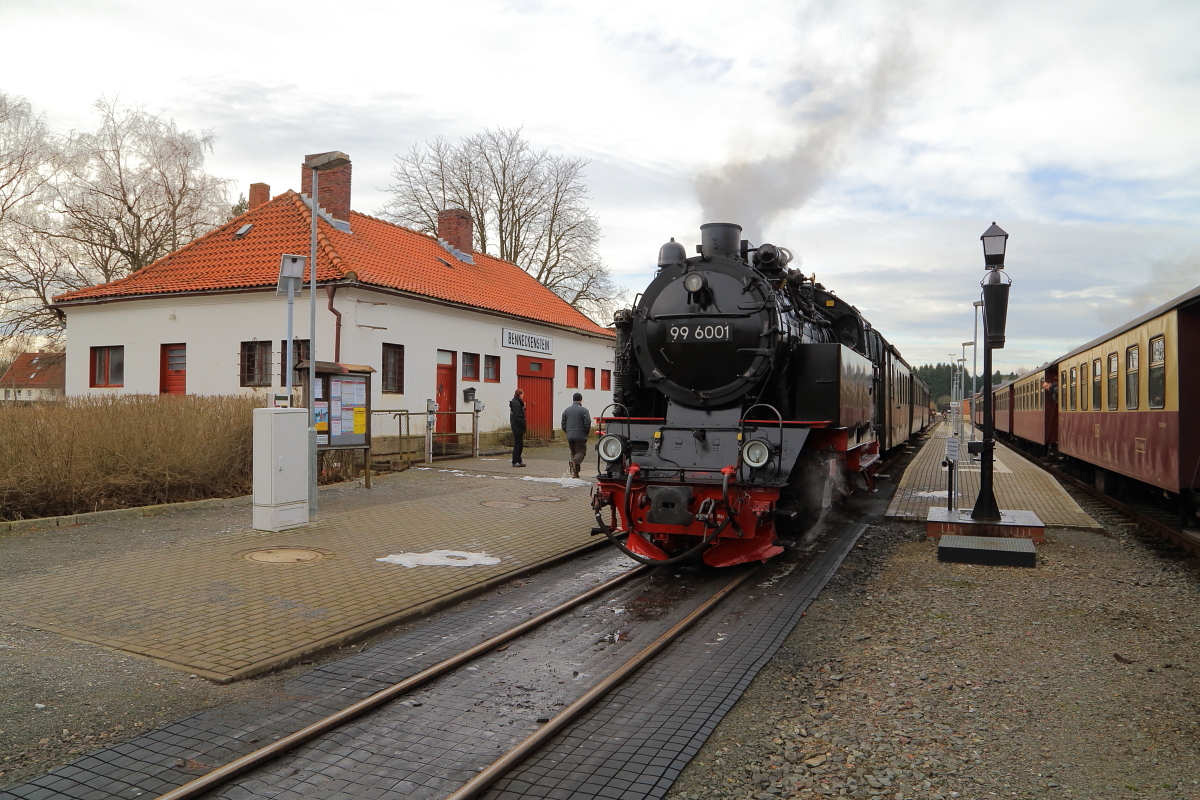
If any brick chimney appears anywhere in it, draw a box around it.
[438,208,473,254]
[300,154,352,223]
[248,182,270,209]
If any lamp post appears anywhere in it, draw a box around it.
[962,341,975,441]
[972,301,983,438]
[971,222,1012,522]
[304,151,351,521]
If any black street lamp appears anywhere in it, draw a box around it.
[971,223,1011,521]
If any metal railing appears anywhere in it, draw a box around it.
[370,401,485,467]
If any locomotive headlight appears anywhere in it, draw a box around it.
[683,272,707,293]
[742,440,772,469]
[597,434,628,463]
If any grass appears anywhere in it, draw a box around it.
[0,395,262,521]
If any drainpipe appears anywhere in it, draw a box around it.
[325,285,342,363]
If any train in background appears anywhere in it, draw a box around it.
[973,284,1200,531]
[591,223,931,568]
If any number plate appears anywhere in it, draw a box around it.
[668,323,732,342]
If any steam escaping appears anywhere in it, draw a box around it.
[696,20,918,244]
[1098,252,1200,327]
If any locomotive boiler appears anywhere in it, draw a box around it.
[592,223,928,567]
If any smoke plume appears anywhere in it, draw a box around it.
[696,20,917,244]
[1098,252,1200,327]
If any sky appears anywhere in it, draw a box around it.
[2,0,1198,375]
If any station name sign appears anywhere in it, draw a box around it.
[502,328,553,354]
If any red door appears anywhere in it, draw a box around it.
[517,355,555,439]
[160,344,186,395]
[436,349,457,440]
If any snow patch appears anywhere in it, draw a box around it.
[521,476,590,488]
[914,490,949,498]
[376,550,502,568]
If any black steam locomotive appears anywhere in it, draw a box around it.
[592,223,930,567]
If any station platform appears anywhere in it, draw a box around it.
[0,445,599,683]
[885,421,1101,531]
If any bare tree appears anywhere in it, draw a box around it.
[381,127,621,323]
[0,98,231,340]
[0,92,57,227]
[53,98,232,279]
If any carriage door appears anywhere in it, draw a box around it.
[517,355,555,440]
[436,350,457,438]
[160,344,186,395]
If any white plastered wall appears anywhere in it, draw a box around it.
[61,287,614,434]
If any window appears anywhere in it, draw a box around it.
[584,367,596,390]
[90,345,124,387]
[1092,358,1101,411]
[239,341,272,387]
[1069,366,1076,411]
[484,355,500,382]
[1061,371,1067,411]
[462,352,479,381]
[279,339,310,387]
[566,364,579,388]
[1125,345,1139,409]
[1107,353,1118,410]
[601,369,611,391]
[382,343,404,394]
[1079,364,1088,410]
[1149,336,1166,409]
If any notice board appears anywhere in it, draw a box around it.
[301,361,374,451]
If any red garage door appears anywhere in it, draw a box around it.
[517,355,555,440]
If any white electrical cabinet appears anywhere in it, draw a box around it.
[252,407,310,531]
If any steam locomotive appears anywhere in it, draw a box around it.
[591,223,930,567]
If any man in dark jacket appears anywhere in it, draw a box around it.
[509,388,527,467]
[561,392,591,478]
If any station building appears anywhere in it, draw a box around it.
[52,154,615,439]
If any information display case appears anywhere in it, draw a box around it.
[298,361,375,451]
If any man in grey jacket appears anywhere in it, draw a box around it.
[561,392,591,478]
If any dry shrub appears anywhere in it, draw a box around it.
[0,395,262,520]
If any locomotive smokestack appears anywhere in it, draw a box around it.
[699,223,743,260]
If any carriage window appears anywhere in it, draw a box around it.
[1149,336,1166,409]
[1061,371,1067,411]
[1125,345,1139,409]
[1069,367,1077,410]
[1079,363,1088,411]
[1107,353,1118,410]
[1092,358,1102,411]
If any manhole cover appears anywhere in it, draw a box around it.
[480,501,528,509]
[524,495,564,502]
[242,548,326,563]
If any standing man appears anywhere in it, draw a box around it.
[509,388,527,468]
[561,392,591,478]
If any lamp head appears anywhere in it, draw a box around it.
[981,222,1008,269]
[304,151,351,171]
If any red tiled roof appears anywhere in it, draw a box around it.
[53,192,613,338]
[0,352,65,390]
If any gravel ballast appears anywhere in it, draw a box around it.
[665,506,1200,800]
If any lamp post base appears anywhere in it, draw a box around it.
[925,508,1045,543]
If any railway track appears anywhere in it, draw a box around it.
[149,560,765,800]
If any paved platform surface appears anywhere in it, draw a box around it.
[885,421,1101,530]
[0,446,600,683]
